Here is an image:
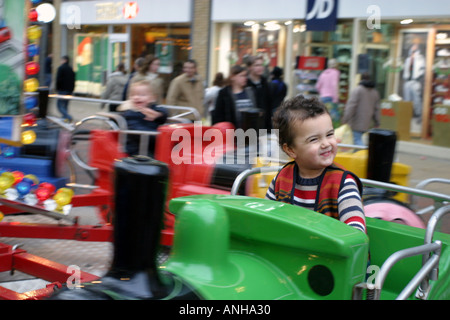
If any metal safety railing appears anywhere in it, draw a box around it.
[42,94,202,177]
[46,93,202,122]
[371,239,442,300]
[368,204,449,300]
[64,113,163,173]
[413,178,450,214]
[231,166,450,203]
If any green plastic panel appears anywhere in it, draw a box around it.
[366,217,450,300]
[165,195,369,300]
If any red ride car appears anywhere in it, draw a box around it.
[0,26,11,44]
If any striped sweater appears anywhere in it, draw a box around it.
[265,162,366,233]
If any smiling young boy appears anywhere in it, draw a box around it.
[118,79,168,156]
[265,95,366,233]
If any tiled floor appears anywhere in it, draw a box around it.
[0,208,113,294]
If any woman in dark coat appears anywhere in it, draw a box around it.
[212,65,258,129]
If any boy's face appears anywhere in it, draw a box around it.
[282,113,337,178]
[130,84,155,109]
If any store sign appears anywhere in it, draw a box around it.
[297,56,326,70]
[305,0,338,31]
[61,1,192,25]
[95,2,139,21]
[95,2,122,21]
[123,2,139,19]
[381,102,395,117]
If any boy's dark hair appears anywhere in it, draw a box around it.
[273,95,330,148]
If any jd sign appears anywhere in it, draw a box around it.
[305,0,339,31]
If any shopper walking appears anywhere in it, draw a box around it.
[122,57,145,100]
[129,55,165,104]
[55,55,76,122]
[316,58,340,104]
[101,62,127,112]
[204,72,225,120]
[212,65,257,129]
[316,58,340,124]
[246,55,273,130]
[341,73,381,146]
[166,59,204,121]
[44,53,52,88]
[269,66,287,113]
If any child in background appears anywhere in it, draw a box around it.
[118,79,168,156]
[265,95,366,233]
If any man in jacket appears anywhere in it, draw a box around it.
[246,55,273,130]
[55,55,76,122]
[166,59,204,121]
[342,73,380,146]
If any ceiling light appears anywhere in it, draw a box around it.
[264,20,278,26]
[36,3,56,23]
[293,24,306,33]
[265,24,280,31]
[264,21,280,31]
[244,21,256,26]
[400,19,413,25]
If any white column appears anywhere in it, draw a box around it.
[349,18,361,92]
[284,22,294,98]
[217,23,232,75]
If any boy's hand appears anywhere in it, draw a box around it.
[139,106,162,121]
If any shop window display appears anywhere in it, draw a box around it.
[67,23,191,98]
[231,24,253,66]
[398,29,430,135]
[432,30,450,107]
[131,24,191,73]
[299,21,353,105]
[130,24,191,97]
[361,24,394,44]
[430,30,450,145]
[230,22,281,75]
[330,22,353,42]
[358,22,395,102]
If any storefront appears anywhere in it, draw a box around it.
[59,0,192,96]
[210,0,450,141]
